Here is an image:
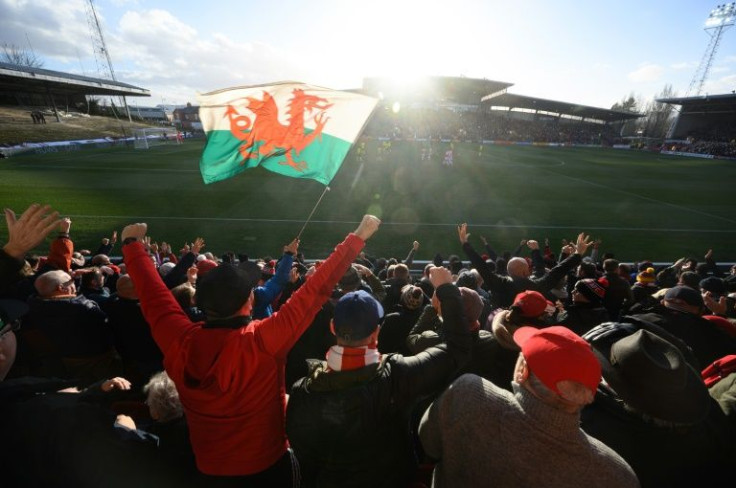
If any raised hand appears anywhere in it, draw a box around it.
[289,267,300,283]
[59,217,71,234]
[574,232,593,256]
[191,237,205,255]
[3,203,61,258]
[458,223,470,244]
[121,223,148,242]
[429,266,453,288]
[354,215,381,241]
[284,238,300,255]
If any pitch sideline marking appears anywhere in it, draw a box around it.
[62,214,736,233]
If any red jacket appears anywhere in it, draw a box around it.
[124,234,364,475]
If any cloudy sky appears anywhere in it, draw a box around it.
[1,0,735,109]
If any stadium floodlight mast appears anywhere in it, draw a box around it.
[687,3,736,96]
[84,0,132,123]
[667,3,735,139]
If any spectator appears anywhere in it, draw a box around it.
[602,258,634,319]
[625,285,736,368]
[377,283,426,355]
[631,267,658,310]
[23,269,119,383]
[102,274,163,387]
[581,325,731,487]
[252,244,295,319]
[121,215,380,485]
[458,223,591,308]
[79,266,112,305]
[418,326,638,487]
[286,267,471,487]
[558,277,610,335]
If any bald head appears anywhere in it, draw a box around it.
[91,254,111,266]
[507,257,530,278]
[35,270,74,298]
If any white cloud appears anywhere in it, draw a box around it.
[711,66,731,74]
[628,63,664,82]
[0,0,90,61]
[107,8,314,103]
[703,74,736,95]
[670,61,695,70]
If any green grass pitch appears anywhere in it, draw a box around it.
[1,140,735,263]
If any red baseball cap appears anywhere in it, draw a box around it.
[512,290,554,318]
[513,326,601,395]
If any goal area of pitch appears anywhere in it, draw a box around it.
[133,128,181,149]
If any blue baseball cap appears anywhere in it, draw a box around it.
[333,290,384,342]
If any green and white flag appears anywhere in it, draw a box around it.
[197,82,378,185]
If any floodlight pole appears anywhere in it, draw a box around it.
[687,3,736,97]
[667,3,736,138]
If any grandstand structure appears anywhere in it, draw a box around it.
[360,76,641,143]
[658,92,736,140]
[0,61,149,122]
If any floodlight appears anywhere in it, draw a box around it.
[705,2,736,27]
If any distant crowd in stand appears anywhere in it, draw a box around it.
[363,106,736,157]
[1,203,736,487]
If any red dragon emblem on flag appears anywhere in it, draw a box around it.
[224,88,333,172]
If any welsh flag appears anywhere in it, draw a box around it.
[197,82,378,185]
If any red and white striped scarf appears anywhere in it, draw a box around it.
[325,345,381,372]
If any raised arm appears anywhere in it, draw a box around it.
[2,204,61,289]
[459,223,508,299]
[535,232,590,290]
[256,239,298,304]
[404,240,420,267]
[479,235,498,262]
[121,223,195,353]
[45,217,74,272]
[527,240,546,277]
[389,266,471,407]
[256,216,381,357]
[162,237,203,289]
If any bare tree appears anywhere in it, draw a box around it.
[611,93,642,136]
[1,42,44,68]
[642,85,677,139]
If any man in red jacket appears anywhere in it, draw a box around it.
[121,215,380,487]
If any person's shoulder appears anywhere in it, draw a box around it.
[450,373,504,398]
[584,434,640,487]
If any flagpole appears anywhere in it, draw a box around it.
[296,185,330,240]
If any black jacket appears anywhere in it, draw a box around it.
[462,241,581,308]
[285,283,470,488]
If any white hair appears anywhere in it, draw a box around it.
[143,371,183,422]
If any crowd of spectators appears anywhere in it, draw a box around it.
[1,203,736,487]
[364,106,620,146]
[363,106,736,157]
